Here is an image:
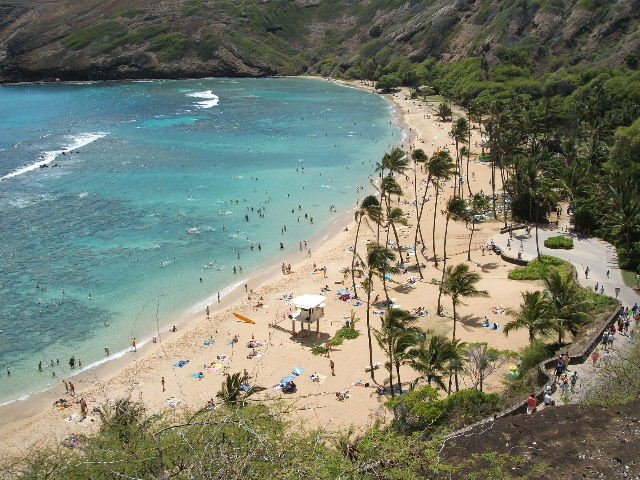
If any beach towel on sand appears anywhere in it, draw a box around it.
[291,366,305,376]
[174,360,189,367]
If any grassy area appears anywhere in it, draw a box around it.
[148,33,191,61]
[61,20,126,50]
[543,236,574,249]
[622,269,640,288]
[507,255,573,280]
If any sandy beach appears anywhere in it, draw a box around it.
[0,79,536,456]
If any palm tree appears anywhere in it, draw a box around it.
[437,102,452,122]
[514,153,557,259]
[373,309,420,396]
[366,243,399,304]
[406,334,454,391]
[446,337,467,394]
[467,194,489,261]
[450,117,469,197]
[386,206,408,262]
[437,196,467,311]
[440,263,489,340]
[429,151,456,268]
[351,195,382,298]
[607,174,640,252]
[411,149,428,278]
[375,148,408,239]
[543,270,590,345]
[504,291,553,344]
[216,372,265,407]
[362,244,399,381]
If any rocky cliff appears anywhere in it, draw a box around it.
[1,0,639,82]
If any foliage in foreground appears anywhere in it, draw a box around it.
[543,236,574,249]
[4,397,537,480]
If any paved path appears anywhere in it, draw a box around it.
[491,217,639,404]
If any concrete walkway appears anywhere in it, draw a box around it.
[491,217,639,404]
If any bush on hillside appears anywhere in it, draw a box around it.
[544,236,574,249]
[387,386,501,434]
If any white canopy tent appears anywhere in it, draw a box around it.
[290,294,326,337]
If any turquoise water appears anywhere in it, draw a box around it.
[0,77,400,403]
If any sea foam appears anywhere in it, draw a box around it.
[186,90,220,109]
[0,132,108,181]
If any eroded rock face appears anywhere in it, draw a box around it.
[0,0,637,83]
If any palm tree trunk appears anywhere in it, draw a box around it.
[452,300,457,340]
[366,282,375,381]
[413,164,424,279]
[391,221,403,264]
[500,165,508,228]
[535,203,541,260]
[432,186,440,268]
[467,221,475,261]
[437,214,450,311]
[491,161,497,219]
[467,113,473,197]
[388,339,395,398]
[351,218,362,298]
[415,175,432,276]
[395,360,402,395]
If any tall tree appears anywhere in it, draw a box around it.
[543,270,590,345]
[351,195,382,299]
[411,149,428,278]
[373,309,420,396]
[440,263,489,341]
[437,196,467,310]
[450,117,469,198]
[406,334,454,391]
[429,151,456,268]
[366,243,399,305]
[504,290,553,344]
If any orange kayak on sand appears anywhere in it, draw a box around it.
[233,312,256,324]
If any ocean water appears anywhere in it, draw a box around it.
[0,77,400,403]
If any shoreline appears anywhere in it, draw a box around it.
[0,77,534,456]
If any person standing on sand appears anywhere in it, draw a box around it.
[330,359,335,376]
[131,337,137,352]
[206,305,210,319]
[69,382,75,397]
[161,376,165,392]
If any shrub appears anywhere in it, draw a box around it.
[311,344,329,356]
[148,33,190,61]
[387,386,501,434]
[508,255,572,280]
[544,236,574,249]
[61,20,126,50]
[334,326,360,340]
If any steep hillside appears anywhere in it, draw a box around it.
[1,0,639,82]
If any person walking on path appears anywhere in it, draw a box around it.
[570,371,578,392]
[161,376,165,392]
[585,266,590,279]
[591,350,600,368]
[329,359,335,376]
[527,393,537,414]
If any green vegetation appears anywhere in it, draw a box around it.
[99,25,170,54]
[387,385,501,433]
[622,269,640,288]
[586,339,640,406]
[508,255,572,280]
[2,396,537,479]
[61,20,126,50]
[148,33,190,61]
[544,236,574,249]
